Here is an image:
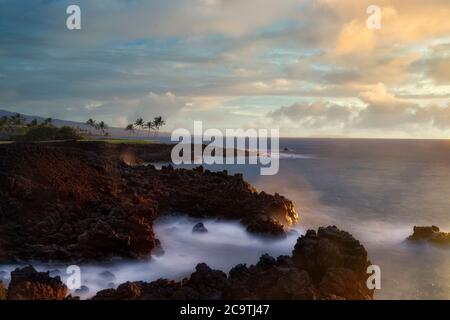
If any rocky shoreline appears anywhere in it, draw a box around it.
[93,226,373,300]
[0,226,373,300]
[0,141,297,262]
[0,141,373,300]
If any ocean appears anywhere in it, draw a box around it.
[171,138,450,299]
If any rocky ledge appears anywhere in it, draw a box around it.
[0,141,298,262]
[0,226,373,300]
[407,226,450,246]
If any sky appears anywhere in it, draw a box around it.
[0,0,450,138]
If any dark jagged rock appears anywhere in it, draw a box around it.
[75,285,90,295]
[93,227,374,300]
[407,226,450,246]
[0,141,297,262]
[192,222,208,233]
[291,226,372,300]
[6,266,67,300]
[244,217,286,237]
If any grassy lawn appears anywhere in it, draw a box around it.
[80,138,155,145]
[0,141,13,144]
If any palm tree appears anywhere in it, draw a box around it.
[134,117,144,136]
[86,118,95,127]
[11,113,25,126]
[44,118,53,126]
[152,116,166,136]
[98,121,108,135]
[27,118,38,127]
[86,118,97,134]
[125,124,135,135]
[145,121,155,137]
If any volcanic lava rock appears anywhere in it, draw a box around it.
[192,222,208,233]
[244,217,286,237]
[292,226,372,300]
[407,226,450,246]
[75,285,90,295]
[6,266,67,300]
[0,141,297,262]
[93,226,374,300]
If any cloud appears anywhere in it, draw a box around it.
[411,43,450,85]
[268,101,356,128]
[335,20,375,55]
[355,84,422,128]
[355,83,450,130]
[1,0,450,137]
[268,83,450,136]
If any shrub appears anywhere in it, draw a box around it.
[16,126,81,142]
[55,126,81,140]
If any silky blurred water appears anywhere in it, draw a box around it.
[170,138,450,299]
[0,217,303,299]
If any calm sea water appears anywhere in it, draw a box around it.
[2,138,450,299]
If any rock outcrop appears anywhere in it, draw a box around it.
[407,226,450,246]
[93,226,373,300]
[192,222,208,233]
[0,141,297,262]
[6,266,67,300]
[292,227,372,300]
